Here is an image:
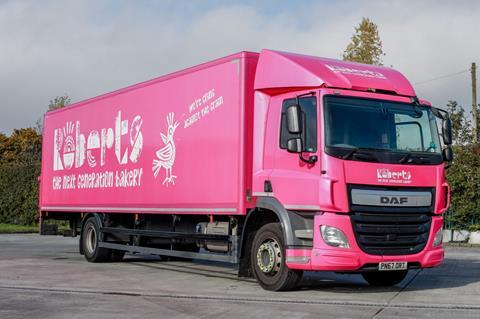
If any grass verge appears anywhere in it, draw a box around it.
[0,223,38,233]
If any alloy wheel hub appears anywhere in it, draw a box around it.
[256,239,282,275]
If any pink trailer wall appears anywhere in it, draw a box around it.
[40,52,259,216]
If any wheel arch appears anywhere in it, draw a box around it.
[238,197,314,277]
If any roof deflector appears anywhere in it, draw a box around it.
[254,49,416,96]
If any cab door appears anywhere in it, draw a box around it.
[267,91,321,209]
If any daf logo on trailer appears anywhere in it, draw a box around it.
[380,196,408,205]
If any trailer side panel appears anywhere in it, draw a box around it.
[40,53,257,215]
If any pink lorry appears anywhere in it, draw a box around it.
[40,49,452,291]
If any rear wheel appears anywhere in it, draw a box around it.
[81,217,114,262]
[251,223,303,291]
[362,270,408,286]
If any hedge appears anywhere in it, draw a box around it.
[0,162,40,225]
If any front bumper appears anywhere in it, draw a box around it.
[285,212,444,271]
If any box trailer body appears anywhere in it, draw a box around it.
[40,49,452,291]
[41,53,257,215]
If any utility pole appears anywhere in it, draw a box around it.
[472,62,477,143]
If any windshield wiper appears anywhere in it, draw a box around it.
[398,152,411,163]
[398,152,430,164]
[342,148,358,160]
[342,148,376,161]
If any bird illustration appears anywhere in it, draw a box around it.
[152,112,180,186]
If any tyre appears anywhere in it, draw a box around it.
[251,223,303,291]
[362,270,408,286]
[81,217,113,262]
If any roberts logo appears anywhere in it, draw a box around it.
[377,168,412,184]
[53,111,143,171]
[325,64,387,79]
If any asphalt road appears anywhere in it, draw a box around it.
[0,234,479,319]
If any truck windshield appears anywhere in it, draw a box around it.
[324,95,443,164]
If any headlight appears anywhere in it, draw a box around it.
[433,228,443,247]
[320,225,350,248]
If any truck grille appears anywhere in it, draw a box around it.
[350,212,432,255]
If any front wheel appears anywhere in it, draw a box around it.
[362,270,408,286]
[251,223,303,291]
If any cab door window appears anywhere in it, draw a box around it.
[279,96,317,152]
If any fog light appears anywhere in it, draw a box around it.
[320,225,350,248]
[433,228,443,247]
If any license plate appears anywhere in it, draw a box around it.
[378,261,408,271]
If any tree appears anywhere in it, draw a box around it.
[343,17,384,65]
[0,132,7,159]
[446,144,480,229]
[0,128,42,164]
[36,94,71,133]
[0,133,7,146]
[443,100,480,229]
[48,94,71,111]
[0,128,42,225]
[446,100,471,145]
[1,94,69,225]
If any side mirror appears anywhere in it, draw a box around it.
[442,146,453,162]
[286,105,302,134]
[287,138,302,153]
[442,117,452,145]
[431,106,452,145]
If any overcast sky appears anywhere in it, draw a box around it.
[1,0,479,134]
